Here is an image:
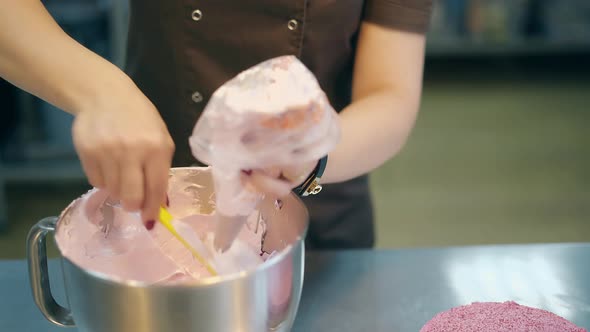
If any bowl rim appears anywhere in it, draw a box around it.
[54,166,309,288]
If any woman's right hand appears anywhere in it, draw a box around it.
[0,0,173,223]
[72,75,174,223]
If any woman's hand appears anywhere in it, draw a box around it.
[212,161,316,251]
[0,0,174,222]
[241,160,317,199]
[72,76,174,223]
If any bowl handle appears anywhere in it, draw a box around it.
[26,217,75,327]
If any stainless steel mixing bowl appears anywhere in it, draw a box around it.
[27,167,309,332]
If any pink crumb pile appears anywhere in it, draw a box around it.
[420,301,587,332]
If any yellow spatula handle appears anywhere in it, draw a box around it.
[158,207,218,276]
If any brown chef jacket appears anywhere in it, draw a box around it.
[125,0,432,249]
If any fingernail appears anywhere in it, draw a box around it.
[166,194,170,207]
[242,169,252,176]
[145,220,155,230]
[274,199,283,210]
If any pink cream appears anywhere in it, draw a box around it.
[55,188,269,285]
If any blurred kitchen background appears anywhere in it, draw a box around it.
[1,0,588,258]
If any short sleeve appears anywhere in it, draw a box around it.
[363,0,433,34]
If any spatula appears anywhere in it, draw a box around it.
[158,207,218,276]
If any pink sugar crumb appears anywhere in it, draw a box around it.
[420,301,587,332]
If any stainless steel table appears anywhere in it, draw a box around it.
[1,243,589,332]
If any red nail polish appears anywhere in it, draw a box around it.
[242,169,252,176]
[274,199,283,210]
[145,220,155,230]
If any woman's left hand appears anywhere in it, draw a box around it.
[241,160,317,198]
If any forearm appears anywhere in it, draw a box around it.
[322,91,419,184]
[0,0,127,114]
[320,22,426,184]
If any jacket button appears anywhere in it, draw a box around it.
[191,91,203,103]
[191,9,203,21]
[287,19,298,31]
